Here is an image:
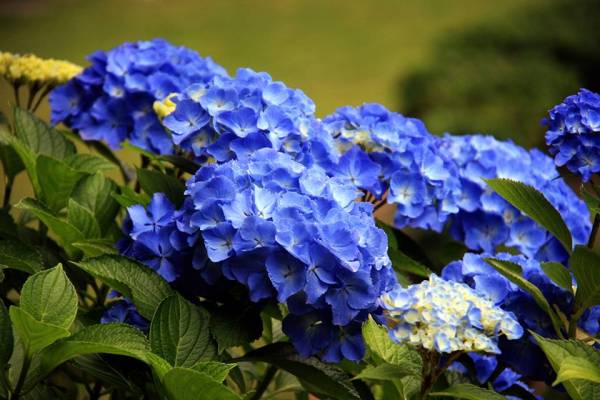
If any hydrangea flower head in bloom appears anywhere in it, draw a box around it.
[442,134,590,261]
[382,274,523,354]
[50,39,227,153]
[442,252,600,380]
[183,148,396,361]
[163,68,338,168]
[0,51,82,86]
[543,88,600,182]
[322,104,462,231]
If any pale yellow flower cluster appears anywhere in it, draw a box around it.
[0,52,82,86]
[382,275,523,354]
[153,93,178,119]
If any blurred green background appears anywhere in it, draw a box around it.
[1,0,599,149]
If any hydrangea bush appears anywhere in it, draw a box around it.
[0,40,599,400]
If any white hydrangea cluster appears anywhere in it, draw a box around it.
[381,275,523,354]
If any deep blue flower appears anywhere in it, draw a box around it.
[163,99,210,141]
[162,68,339,168]
[442,134,590,262]
[323,104,462,231]
[50,38,227,154]
[127,193,176,240]
[181,148,396,360]
[544,89,600,182]
[441,252,587,382]
[101,298,149,332]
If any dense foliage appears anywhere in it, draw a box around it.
[1,39,599,400]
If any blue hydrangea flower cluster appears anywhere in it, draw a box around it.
[450,354,539,399]
[162,68,338,168]
[543,88,600,182]
[322,104,462,231]
[441,134,590,262]
[182,148,396,361]
[442,252,600,380]
[116,193,205,283]
[50,38,227,153]
[382,274,523,354]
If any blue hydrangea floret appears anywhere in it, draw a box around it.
[162,68,338,168]
[543,88,600,182]
[442,134,590,261]
[322,104,462,231]
[50,38,227,154]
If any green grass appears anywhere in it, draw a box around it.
[0,0,543,115]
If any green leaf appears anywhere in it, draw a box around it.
[71,173,120,234]
[541,262,573,293]
[145,351,172,379]
[0,300,13,365]
[241,343,364,400]
[39,323,150,379]
[13,107,75,160]
[430,383,506,399]
[64,153,117,174]
[137,168,185,207]
[72,239,118,258]
[532,333,600,400]
[19,264,77,329]
[485,178,573,253]
[9,307,70,355]
[362,316,421,373]
[72,354,142,395]
[112,186,150,208]
[394,376,420,400]
[190,361,236,383]
[570,246,600,311]
[0,240,44,274]
[36,155,84,212]
[485,258,564,337]
[210,306,263,353]
[11,107,75,194]
[388,248,431,278]
[163,367,241,400]
[15,198,85,257]
[554,356,600,385]
[355,363,416,382]
[582,184,600,215]
[0,143,24,181]
[150,294,216,367]
[73,255,174,319]
[67,199,101,239]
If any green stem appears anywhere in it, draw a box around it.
[2,176,13,209]
[12,83,21,108]
[26,83,40,110]
[249,365,277,400]
[134,155,151,192]
[569,307,586,338]
[588,213,600,249]
[30,85,52,113]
